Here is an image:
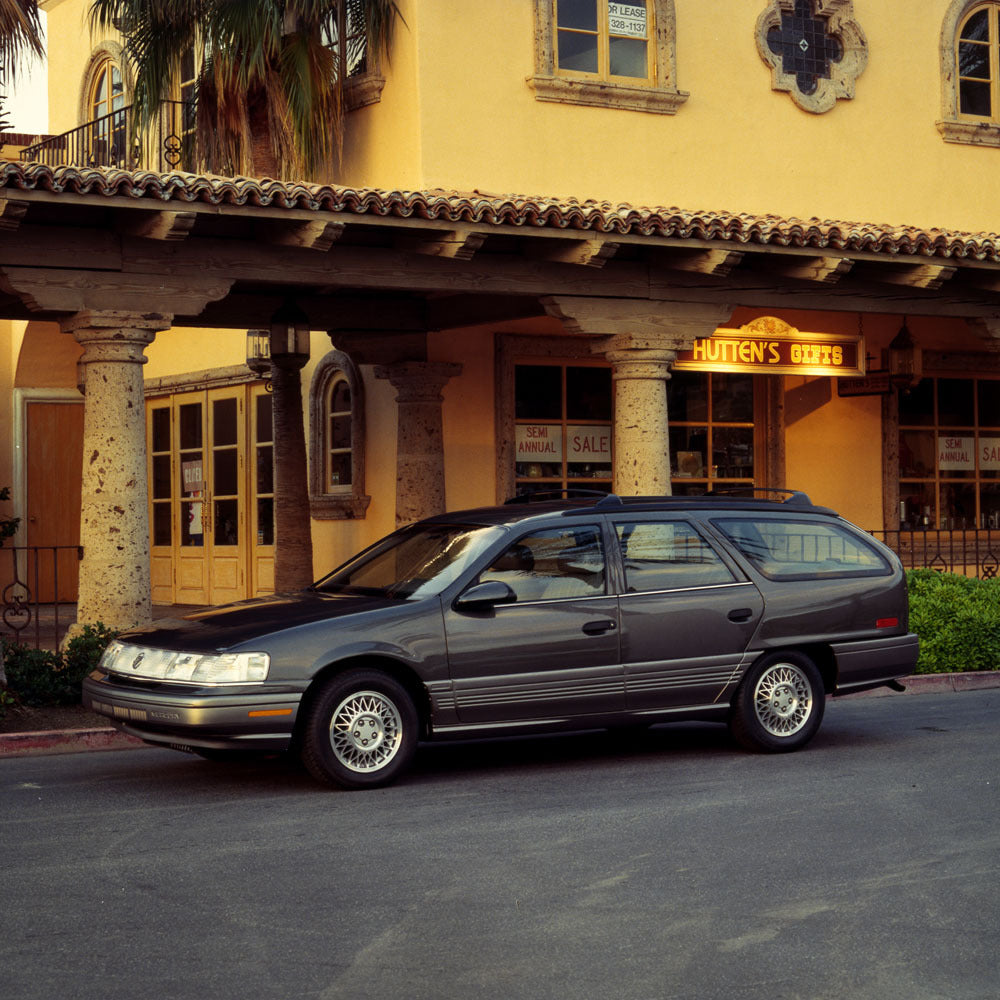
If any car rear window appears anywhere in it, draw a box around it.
[711,517,891,581]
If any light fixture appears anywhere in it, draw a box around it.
[245,328,272,377]
[887,317,922,388]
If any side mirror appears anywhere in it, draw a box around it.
[453,580,517,611]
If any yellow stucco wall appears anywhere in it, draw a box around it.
[342,0,997,234]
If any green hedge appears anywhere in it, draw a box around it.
[0,623,117,710]
[907,569,1000,674]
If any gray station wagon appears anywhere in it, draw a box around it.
[83,491,919,789]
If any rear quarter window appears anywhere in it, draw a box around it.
[711,517,891,581]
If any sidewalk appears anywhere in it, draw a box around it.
[2,671,997,758]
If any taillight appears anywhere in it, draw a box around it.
[876,617,899,629]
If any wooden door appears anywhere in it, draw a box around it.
[25,400,83,602]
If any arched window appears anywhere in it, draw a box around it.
[956,3,1000,119]
[939,1,1000,144]
[309,350,370,518]
[88,57,128,166]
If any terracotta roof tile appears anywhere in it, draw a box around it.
[4,161,999,263]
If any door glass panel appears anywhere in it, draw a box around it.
[152,455,171,499]
[257,498,274,545]
[255,394,273,442]
[215,498,239,546]
[257,443,273,493]
[179,403,202,448]
[214,448,238,496]
[152,504,171,546]
[152,407,171,451]
[181,500,204,546]
[213,398,238,445]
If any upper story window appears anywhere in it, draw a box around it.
[324,0,387,109]
[309,350,370,519]
[530,0,688,114]
[939,1,1000,144]
[87,57,128,167]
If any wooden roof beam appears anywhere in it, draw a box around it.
[0,198,29,231]
[524,238,621,268]
[769,255,854,284]
[271,219,346,251]
[875,263,959,290]
[655,248,745,277]
[396,230,488,260]
[116,210,197,242]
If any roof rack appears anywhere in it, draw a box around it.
[504,488,611,505]
[704,487,813,505]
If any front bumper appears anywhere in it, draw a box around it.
[82,672,301,752]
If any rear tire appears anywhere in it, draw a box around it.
[730,652,825,753]
[300,669,418,789]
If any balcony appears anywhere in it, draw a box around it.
[19,101,195,173]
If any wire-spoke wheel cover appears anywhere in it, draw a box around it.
[753,663,813,737]
[329,690,404,773]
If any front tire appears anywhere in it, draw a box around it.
[300,669,418,789]
[730,652,825,753]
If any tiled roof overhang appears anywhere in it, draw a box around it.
[4,162,1000,263]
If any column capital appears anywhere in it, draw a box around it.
[375,361,463,402]
[542,296,733,348]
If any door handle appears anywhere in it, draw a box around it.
[582,619,617,635]
[728,608,754,623]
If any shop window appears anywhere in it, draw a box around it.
[309,350,370,518]
[898,376,1000,530]
[669,372,757,495]
[938,1,1000,144]
[530,0,688,114]
[514,362,613,498]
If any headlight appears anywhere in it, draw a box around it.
[100,641,270,685]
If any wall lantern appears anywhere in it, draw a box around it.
[245,328,272,377]
[887,318,923,388]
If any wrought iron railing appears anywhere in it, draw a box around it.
[1,545,82,650]
[19,101,195,173]
[871,529,1000,580]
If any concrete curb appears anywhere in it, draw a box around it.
[1,672,998,758]
[0,727,144,757]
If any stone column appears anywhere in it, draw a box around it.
[270,353,314,592]
[599,335,677,497]
[375,361,462,525]
[61,310,172,634]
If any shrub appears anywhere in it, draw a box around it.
[0,623,118,708]
[907,569,1000,674]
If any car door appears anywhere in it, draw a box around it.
[611,516,764,713]
[443,521,624,724]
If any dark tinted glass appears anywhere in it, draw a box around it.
[516,365,562,419]
[179,403,202,449]
[214,449,238,496]
[213,398,238,446]
[256,445,273,493]
[257,497,274,545]
[557,0,597,30]
[979,380,1000,426]
[898,379,934,426]
[960,79,992,115]
[151,407,171,452]
[255,394,273,444]
[961,9,990,41]
[712,373,754,422]
[959,40,990,78]
[566,366,611,420]
[938,378,974,426]
[215,499,238,545]
[669,371,708,422]
[558,29,598,72]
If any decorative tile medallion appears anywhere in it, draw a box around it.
[755,0,867,113]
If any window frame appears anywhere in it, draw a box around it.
[530,0,688,114]
[308,349,370,519]
[938,0,1000,145]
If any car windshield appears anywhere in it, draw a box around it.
[313,522,504,599]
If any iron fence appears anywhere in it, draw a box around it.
[19,101,194,173]
[871,529,1000,580]
[1,545,82,650]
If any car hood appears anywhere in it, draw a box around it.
[118,590,415,652]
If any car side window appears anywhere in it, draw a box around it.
[479,525,606,601]
[615,520,736,592]
[712,517,891,580]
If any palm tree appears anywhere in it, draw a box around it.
[0,0,44,133]
[88,0,400,181]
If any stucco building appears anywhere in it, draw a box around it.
[2,0,1000,634]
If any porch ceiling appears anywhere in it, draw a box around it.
[1,163,999,332]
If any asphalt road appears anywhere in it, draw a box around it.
[1,690,997,1000]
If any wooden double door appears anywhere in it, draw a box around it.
[147,385,274,606]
